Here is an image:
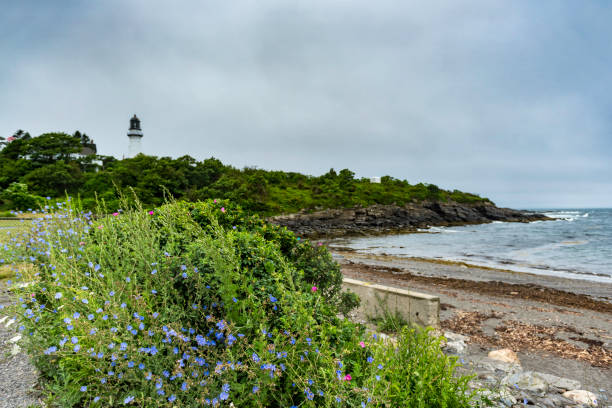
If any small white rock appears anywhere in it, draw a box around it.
[562,390,598,406]
[444,331,468,342]
[0,316,8,324]
[5,318,16,328]
[10,344,21,356]
[8,334,22,343]
[445,340,467,354]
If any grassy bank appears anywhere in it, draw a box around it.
[1,198,483,407]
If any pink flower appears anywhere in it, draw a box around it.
[112,212,119,216]
[311,286,317,292]
[344,374,352,381]
[359,341,365,348]
[213,199,217,203]
[97,225,103,229]
[317,242,323,246]
[79,241,85,246]
[148,210,154,215]
[221,207,226,213]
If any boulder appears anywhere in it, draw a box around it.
[488,348,520,364]
[444,331,468,342]
[502,371,548,393]
[562,390,598,406]
[444,340,466,354]
[536,372,581,391]
[474,356,521,374]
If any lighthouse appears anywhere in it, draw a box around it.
[127,114,143,158]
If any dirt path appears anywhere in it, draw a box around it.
[0,283,41,408]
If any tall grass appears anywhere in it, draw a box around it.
[1,197,483,407]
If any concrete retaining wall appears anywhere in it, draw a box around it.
[342,278,440,328]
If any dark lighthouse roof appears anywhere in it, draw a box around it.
[129,114,141,131]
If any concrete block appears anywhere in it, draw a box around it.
[342,278,440,328]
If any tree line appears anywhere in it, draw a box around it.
[0,130,491,213]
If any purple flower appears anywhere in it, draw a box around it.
[123,395,134,404]
[80,386,87,392]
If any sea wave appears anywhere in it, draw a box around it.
[423,226,463,233]
[544,211,588,221]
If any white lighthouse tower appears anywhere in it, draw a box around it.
[127,114,143,158]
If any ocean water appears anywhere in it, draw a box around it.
[337,208,612,283]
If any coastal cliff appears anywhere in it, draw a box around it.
[268,201,549,237]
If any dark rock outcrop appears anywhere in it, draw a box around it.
[268,201,549,237]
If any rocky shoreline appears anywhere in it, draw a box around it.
[268,201,549,237]
[338,252,612,407]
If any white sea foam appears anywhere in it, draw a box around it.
[544,211,587,222]
[426,226,462,233]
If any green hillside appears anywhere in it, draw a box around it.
[0,131,491,213]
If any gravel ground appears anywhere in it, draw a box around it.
[0,283,41,408]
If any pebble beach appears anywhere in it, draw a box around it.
[335,250,612,407]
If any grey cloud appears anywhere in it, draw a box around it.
[0,0,610,207]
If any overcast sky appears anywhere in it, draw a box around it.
[1,1,611,208]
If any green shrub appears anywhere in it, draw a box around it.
[3,198,482,407]
[0,182,45,210]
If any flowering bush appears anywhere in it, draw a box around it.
[2,198,480,407]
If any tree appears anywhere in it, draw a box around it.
[23,133,82,165]
[22,161,84,197]
[0,182,44,210]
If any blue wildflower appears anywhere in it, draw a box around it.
[219,383,230,400]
